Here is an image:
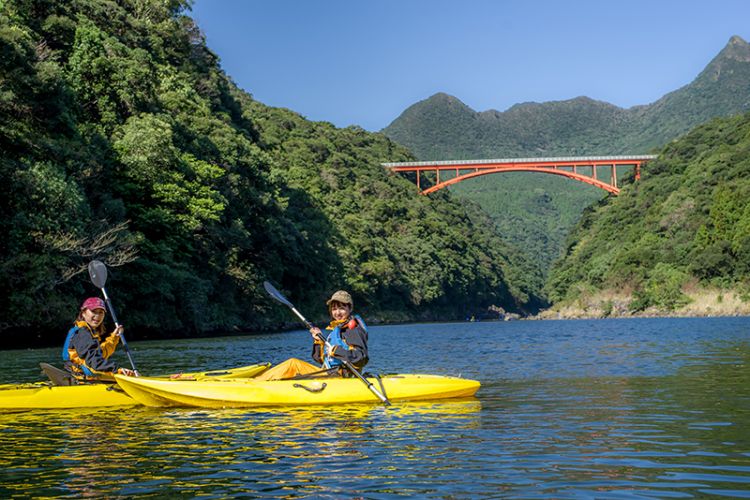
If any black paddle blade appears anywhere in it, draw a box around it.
[88,260,108,289]
[263,281,292,307]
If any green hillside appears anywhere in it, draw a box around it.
[624,36,750,152]
[546,111,750,315]
[0,0,540,346]
[383,36,750,287]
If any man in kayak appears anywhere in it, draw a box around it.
[62,297,136,380]
[309,290,369,377]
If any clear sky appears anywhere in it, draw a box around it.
[190,0,750,132]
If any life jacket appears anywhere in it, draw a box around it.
[62,321,118,378]
[323,315,367,369]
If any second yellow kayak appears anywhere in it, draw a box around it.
[114,372,481,407]
[0,363,271,410]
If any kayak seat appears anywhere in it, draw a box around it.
[40,363,79,386]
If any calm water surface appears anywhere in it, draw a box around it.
[1,317,749,498]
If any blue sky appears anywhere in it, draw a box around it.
[190,0,750,132]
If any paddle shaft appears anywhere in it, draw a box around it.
[89,260,138,374]
[290,306,314,331]
[100,285,138,374]
[263,281,390,405]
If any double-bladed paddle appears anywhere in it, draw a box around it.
[263,281,390,405]
[88,260,139,375]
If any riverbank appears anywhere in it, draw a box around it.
[536,287,750,320]
[6,288,746,350]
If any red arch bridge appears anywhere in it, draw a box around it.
[383,155,657,195]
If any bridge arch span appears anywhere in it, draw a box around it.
[420,166,622,195]
[383,156,657,195]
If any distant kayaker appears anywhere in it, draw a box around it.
[62,297,136,380]
[309,290,369,376]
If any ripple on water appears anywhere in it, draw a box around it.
[1,317,750,497]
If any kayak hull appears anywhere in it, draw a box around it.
[0,383,135,409]
[0,363,270,410]
[114,373,481,407]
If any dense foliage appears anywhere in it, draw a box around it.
[0,0,541,346]
[546,111,750,310]
[383,37,750,285]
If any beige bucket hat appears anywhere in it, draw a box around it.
[326,290,353,308]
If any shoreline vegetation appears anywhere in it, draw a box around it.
[535,287,750,320]
[0,1,541,343]
[4,292,747,352]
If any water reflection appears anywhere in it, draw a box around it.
[0,400,482,497]
[1,317,750,497]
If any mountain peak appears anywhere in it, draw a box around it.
[387,92,475,125]
[694,35,750,86]
[423,92,472,109]
[718,35,750,62]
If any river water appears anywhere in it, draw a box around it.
[1,317,749,498]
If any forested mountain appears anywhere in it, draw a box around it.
[383,36,750,282]
[546,110,750,316]
[386,37,750,157]
[0,0,541,346]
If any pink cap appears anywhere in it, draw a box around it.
[81,297,106,311]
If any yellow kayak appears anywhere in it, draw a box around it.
[0,382,136,409]
[0,363,271,410]
[114,373,481,407]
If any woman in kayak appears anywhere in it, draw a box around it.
[62,297,135,380]
[254,290,369,381]
[254,290,370,381]
[309,290,369,377]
